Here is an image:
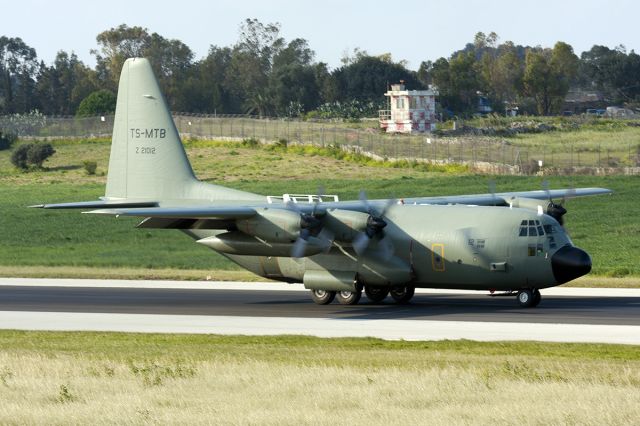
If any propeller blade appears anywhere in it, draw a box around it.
[353,232,370,256]
[317,228,334,253]
[291,238,308,259]
[488,180,497,205]
[359,190,373,215]
[376,236,394,261]
[542,180,551,201]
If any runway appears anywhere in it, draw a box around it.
[1,278,639,344]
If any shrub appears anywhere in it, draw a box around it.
[83,160,97,175]
[10,144,33,170]
[0,130,17,150]
[26,143,56,168]
[10,143,56,170]
[242,137,259,148]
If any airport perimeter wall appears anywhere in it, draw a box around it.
[1,113,638,176]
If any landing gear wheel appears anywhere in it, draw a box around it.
[532,289,542,307]
[390,286,415,304]
[310,289,336,305]
[365,286,389,303]
[517,288,536,308]
[336,290,362,305]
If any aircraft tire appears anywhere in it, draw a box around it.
[310,289,336,305]
[516,288,536,308]
[532,289,542,307]
[390,285,415,304]
[336,290,362,305]
[365,286,389,303]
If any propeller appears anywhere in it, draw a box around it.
[488,179,497,206]
[286,187,333,258]
[542,181,569,226]
[353,191,396,259]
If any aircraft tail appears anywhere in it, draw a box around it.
[105,58,260,202]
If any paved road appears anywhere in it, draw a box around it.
[1,285,639,326]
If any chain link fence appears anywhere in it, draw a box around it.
[1,113,638,175]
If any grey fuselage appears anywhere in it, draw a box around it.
[186,204,579,292]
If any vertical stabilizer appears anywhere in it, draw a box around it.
[105,58,196,200]
[105,58,261,202]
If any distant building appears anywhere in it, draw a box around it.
[563,90,609,114]
[379,82,438,133]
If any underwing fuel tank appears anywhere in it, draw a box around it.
[197,231,324,257]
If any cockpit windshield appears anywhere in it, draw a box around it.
[518,220,545,237]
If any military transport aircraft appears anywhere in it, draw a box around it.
[32,58,612,308]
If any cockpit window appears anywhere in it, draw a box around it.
[543,224,556,234]
[519,219,544,237]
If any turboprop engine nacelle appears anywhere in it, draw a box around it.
[236,208,301,243]
[323,209,370,242]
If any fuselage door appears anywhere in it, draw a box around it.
[431,243,445,272]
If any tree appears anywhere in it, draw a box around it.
[477,41,524,111]
[270,38,320,115]
[76,89,116,116]
[225,19,285,115]
[580,45,640,103]
[92,24,194,109]
[36,51,98,115]
[331,55,421,104]
[0,36,40,114]
[523,43,578,115]
[92,25,151,90]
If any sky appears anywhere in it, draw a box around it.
[4,0,639,70]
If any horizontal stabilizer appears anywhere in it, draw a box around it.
[29,200,158,210]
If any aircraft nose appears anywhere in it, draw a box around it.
[551,246,592,284]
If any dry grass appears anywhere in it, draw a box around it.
[0,333,639,425]
[0,140,441,186]
[0,265,265,282]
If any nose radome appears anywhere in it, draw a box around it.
[551,246,592,284]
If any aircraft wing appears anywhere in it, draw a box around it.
[53,187,611,230]
[400,187,612,206]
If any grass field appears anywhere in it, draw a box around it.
[0,331,638,424]
[0,140,638,278]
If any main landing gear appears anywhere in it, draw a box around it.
[310,285,415,305]
[516,288,541,308]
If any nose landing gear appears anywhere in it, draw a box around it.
[516,288,541,308]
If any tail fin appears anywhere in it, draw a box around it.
[105,58,259,202]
